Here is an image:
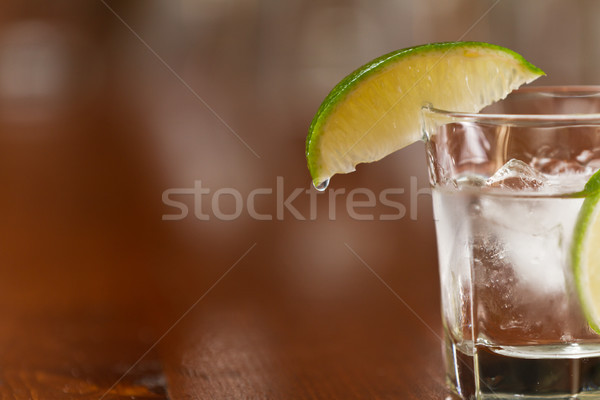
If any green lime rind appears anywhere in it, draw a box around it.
[570,169,600,198]
[305,41,545,187]
[583,168,600,195]
[572,171,600,334]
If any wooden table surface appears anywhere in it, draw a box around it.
[0,116,451,400]
[0,4,453,398]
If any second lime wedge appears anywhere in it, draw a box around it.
[573,170,600,334]
[306,41,544,189]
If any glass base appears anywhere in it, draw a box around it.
[454,394,600,400]
[444,336,600,399]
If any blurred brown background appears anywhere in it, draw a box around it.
[0,1,598,399]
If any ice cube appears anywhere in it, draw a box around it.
[532,158,588,175]
[576,149,595,164]
[454,174,486,188]
[473,230,569,340]
[504,223,565,291]
[579,147,600,171]
[486,159,547,190]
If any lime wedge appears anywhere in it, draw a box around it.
[306,41,544,189]
[573,169,600,334]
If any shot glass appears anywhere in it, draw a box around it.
[421,86,600,399]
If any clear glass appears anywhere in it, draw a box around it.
[421,86,600,399]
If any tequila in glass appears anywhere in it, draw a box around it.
[423,87,600,399]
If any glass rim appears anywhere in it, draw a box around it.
[422,85,600,123]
